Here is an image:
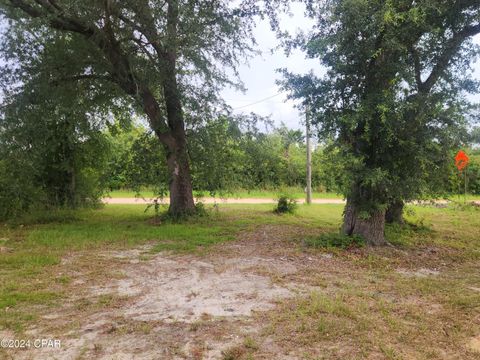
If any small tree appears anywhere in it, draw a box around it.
[0,76,110,216]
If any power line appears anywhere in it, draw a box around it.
[231,92,283,110]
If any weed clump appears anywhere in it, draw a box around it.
[449,200,480,212]
[274,195,297,214]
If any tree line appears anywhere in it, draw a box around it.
[0,108,349,218]
[2,106,479,221]
[1,0,479,245]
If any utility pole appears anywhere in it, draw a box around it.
[306,105,312,204]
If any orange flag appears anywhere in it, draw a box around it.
[455,150,469,171]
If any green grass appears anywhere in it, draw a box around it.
[106,188,480,202]
[449,193,480,201]
[2,203,345,253]
[261,205,480,359]
[1,201,480,342]
[106,187,343,199]
[0,203,344,332]
[107,189,158,198]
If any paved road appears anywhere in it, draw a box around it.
[102,197,346,205]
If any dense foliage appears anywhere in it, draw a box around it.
[103,118,337,195]
[0,0,284,216]
[0,81,110,219]
[280,0,480,244]
[2,100,480,221]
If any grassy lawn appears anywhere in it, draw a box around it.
[1,203,480,358]
[0,204,341,331]
[451,194,480,201]
[106,188,343,199]
[106,188,480,203]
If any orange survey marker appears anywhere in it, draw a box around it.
[455,150,469,171]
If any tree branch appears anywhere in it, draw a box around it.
[50,74,115,85]
[409,45,423,90]
[10,0,95,35]
[420,23,480,94]
[8,0,173,146]
[113,2,167,61]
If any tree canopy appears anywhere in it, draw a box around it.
[280,0,480,244]
[0,0,279,216]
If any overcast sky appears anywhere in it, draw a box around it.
[221,3,317,131]
[222,3,480,131]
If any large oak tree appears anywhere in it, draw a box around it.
[0,0,267,216]
[281,0,480,244]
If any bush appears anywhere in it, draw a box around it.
[7,209,81,227]
[0,160,46,221]
[466,161,480,195]
[274,196,297,214]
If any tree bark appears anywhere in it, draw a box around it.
[67,165,76,208]
[162,93,195,217]
[342,199,387,246]
[385,200,404,224]
[165,139,195,216]
[140,79,196,217]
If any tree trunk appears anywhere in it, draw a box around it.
[162,52,195,216]
[165,140,195,217]
[385,200,404,224]
[342,199,387,246]
[67,166,76,208]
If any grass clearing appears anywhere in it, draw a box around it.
[105,187,480,202]
[1,202,480,358]
[0,203,342,332]
[106,188,343,200]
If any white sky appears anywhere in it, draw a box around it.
[222,3,480,131]
[221,3,319,131]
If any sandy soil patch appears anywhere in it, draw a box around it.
[4,224,477,359]
[91,254,293,322]
[467,335,480,353]
[396,267,440,277]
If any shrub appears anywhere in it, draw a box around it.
[0,160,46,221]
[147,200,210,224]
[274,196,297,214]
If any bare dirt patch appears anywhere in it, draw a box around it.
[467,335,480,353]
[396,267,440,277]
[91,254,293,322]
